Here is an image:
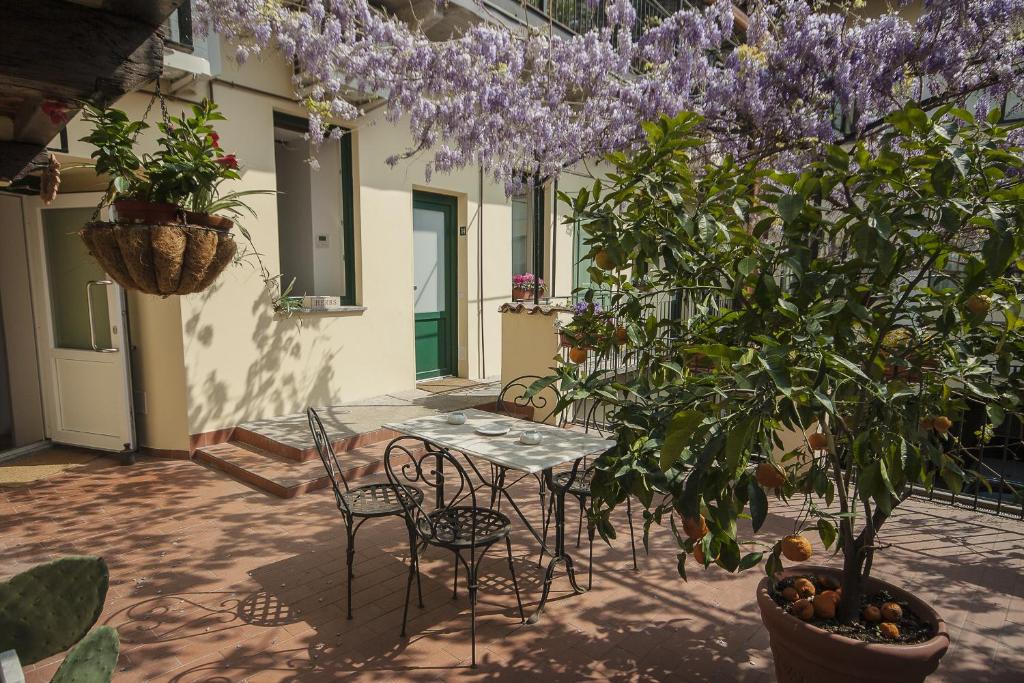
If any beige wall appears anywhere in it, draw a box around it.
[0,195,46,447]
[55,38,592,442]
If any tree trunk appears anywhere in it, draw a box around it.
[837,542,866,623]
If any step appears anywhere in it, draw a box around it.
[231,425,398,463]
[194,440,389,498]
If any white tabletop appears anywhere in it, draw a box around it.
[383,408,614,474]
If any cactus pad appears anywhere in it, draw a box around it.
[50,626,119,683]
[0,556,109,665]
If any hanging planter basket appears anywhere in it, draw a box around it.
[80,221,237,296]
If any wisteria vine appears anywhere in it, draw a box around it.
[195,0,1024,192]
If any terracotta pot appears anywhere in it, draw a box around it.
[512,287,543,301]
[113,199,182,224]
[756,565,949,683]
[185,212,235,232]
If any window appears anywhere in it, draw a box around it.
[511,185,545,278]
[273,112,356,304]
[163,2,194,49]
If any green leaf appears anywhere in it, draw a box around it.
[748,477,768,532]
[778,194,804,223]
[661,410,704,471]
[739,552,764,571]
[817,519,837,550]
[676,551,688,580]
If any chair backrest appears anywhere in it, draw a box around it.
[383,437,480,546]
[495,375,566,427]
[307,407,350,511]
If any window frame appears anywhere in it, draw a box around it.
[272,111,357,305]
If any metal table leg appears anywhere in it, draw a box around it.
[528,462,586,624]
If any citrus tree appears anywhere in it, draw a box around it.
[552,104,1024,623]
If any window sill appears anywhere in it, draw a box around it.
[288,305,367,316]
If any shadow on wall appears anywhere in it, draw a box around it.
[183,279,339,433]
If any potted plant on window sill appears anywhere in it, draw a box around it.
[548,106,1024,683]
[79,99,269,295]
[512,273,547,301]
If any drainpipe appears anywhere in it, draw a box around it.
[551,176,558,300]
[532,175,543,305]
[478,167,486,378]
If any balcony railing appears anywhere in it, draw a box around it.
[526,0,689,40]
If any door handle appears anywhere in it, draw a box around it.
[86,280,119,353]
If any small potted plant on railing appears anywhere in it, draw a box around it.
[78,99,268,296]
[512,273,547,300]
[558,300,620,363]
[548,106,1024,683]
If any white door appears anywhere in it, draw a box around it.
[23,195,135,452]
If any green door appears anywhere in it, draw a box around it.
[413,192,457,380]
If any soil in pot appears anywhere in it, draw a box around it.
[757,565,949,683]
[772,573,934,644]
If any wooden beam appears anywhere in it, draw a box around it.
[0,143,48,184]
[0,0,166,106]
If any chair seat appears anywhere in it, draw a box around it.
[554,468,593,496]
[342,483,422,517]
[420,506,512,547]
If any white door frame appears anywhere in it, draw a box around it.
[22,193,136,452]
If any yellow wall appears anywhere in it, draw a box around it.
[58,40,590,442]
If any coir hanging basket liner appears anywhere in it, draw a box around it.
[80,222,236,296]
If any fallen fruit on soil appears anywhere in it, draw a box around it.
[813,592,837,619]
[782,534,813,562]
[819,576,841,591]
[862,605,882,623]
[881,602,903,622]
[792,577,816,598]
[932,416,953,434]
[781,587,799,602]
[807,432,828,450]
[791,598,815,621]
[879,622,900,639]
[568,346,587,364]
[682,515,708,541]
[756,461,786,488]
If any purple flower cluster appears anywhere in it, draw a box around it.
[194,0,1024,192]
[571,300,603,317]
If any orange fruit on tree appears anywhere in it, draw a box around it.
[879,622,900,639]
[807,432,829,450]
[594,249,616,271]
[932,416,953,434]
[781,534,813,562]
[880,602,903,622]
[682,514,708,541]
[791,598,815,621]
[862,605,882,623]
[568,346,588,364]
[612,326,628,346]
[813,592,837,619]
[792,577,816,598]
[756,461,786,488]
[965,294,991,315]
[919,416,935,431]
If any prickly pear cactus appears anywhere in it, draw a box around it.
[50,626,119,683]
[0,556,109,665]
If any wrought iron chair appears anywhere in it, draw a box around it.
[384,437,525,668]
[307,407,424,620]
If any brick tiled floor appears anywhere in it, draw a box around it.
[2,454,1023,682]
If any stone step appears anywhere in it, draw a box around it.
[231,425,398,463]
[194,440,389,498]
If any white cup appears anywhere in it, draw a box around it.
[447,411,467,425]
[519,430,542,445]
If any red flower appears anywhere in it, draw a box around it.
[214,154,238,169]
[209,132,221,149]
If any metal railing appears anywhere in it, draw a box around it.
[526,0,687,40]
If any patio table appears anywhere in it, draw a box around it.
[383,407,614,623]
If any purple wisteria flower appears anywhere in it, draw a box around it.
[194,0,1024,192]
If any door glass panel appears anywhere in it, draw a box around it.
[42,208,112,350]
[413,206,446,314]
